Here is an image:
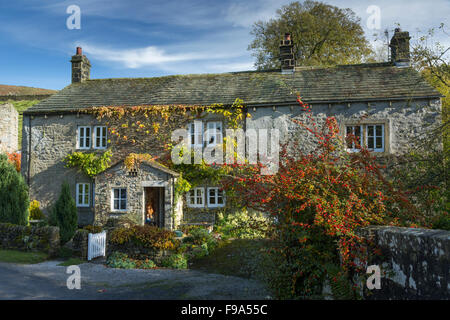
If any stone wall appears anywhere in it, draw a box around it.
[21,113,103,222]
[0,103,18,153]
[246,98,442,156]
[0,94,53,102]
[71,229,89,260]
[361,226,449,300]
[0,223,60,256]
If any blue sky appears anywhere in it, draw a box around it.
[0,0,449,90]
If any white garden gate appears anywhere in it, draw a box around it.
[88,231,106,261]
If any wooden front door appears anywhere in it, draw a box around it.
[144,187,160,226]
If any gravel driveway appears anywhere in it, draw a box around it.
[0,260,270,300]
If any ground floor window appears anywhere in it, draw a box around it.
[112,188,127,211]
[76,183,90,207]
[207,187,225,207]
[187,187,205,208]
[345,124,385,152]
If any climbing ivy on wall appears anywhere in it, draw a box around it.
[63,149,112,178]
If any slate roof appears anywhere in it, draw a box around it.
[25,63,441,114]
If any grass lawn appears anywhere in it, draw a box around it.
[189,238,274,280]
[0,249,48,264]
[58,258,85,266]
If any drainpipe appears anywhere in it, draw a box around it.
[172,177,175,230]
[27,115,32,186]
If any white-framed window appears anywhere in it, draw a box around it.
[187,187,205,208]
[112,188,127,211]
[366,124,384,152]
[345,125,363,152]
[76,183,90,207]
[94,126,107,149]
[77,126,91,149]
[207,187,225,207]
[188,121,203,148]
[345,124,385,153]
[206,121,223,146]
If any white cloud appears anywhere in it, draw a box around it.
[80,42,252,71]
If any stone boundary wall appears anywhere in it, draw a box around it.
[71,229,89,260]
[362,226,449,300]
[0,94,53,102]
[0,223,60,256]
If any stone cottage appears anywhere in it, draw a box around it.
[21,29,442,229]
[0,103,18,153]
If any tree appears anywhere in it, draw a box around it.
[221,97,421,298]
[387,24,450,226]
[0,153,29,225]
[51,182,78,244]
[248,1,373,69]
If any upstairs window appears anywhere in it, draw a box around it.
[76,183,90,207]
[112,188,127,211]
[187,187,205,208]
[94,126,107,149]
[77,126,91,149]
[206,121,223,146]
[207,187,225,207]
[188,121,203,148]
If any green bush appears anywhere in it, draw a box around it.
[136,259,156,269]
[57,247,74,259]
[110,225,178,251]
[51,182,78,244]
[432,213,450,231]
[83,225,103,234]
[106,251,136,269]
[0,153,29,225]
[161,253,188,269]
[184,227,218,250]
[29,200,45,220]
[215,210,271,240]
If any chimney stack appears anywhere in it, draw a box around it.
[389,28,411,67]
[71,47,91,83]
[280,33,295,74]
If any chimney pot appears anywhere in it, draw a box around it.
[76,47,82,55]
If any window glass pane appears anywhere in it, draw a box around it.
[114,199,119,210]
[120,199,126,210]
[121,188,127,199]
[368,126,374,137]
[84,193,89,204]
[376,137,383,149]
[114,189,119,199]
[355,126,361,148]
[376,125,382,136]
[368,137,374,149]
